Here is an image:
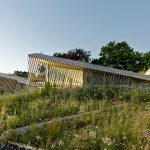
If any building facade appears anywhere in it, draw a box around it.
[0,73,27,92]
[28,53,150,89]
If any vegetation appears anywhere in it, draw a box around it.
[53,42,150,72]
[53,48,91,63]
[7,102,150,150]
[13,71,28,78]
[0,85,150,149]
[91,41,143,72]
[91,41,150,72]
[142,51,150,71]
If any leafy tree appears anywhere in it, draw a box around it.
[91,58,100,65]
[53,52,67,58]
[53,48,91,63]
[66,48,91,62]
[13,71,28,78]
[141,51,150,71]
[92,41,143,72]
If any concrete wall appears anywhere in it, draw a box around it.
[131,78,150,89]
[0,77,26,92]
[15,82,26,90]
[0,77,17,92]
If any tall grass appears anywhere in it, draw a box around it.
[0,85,150,149]
[7,102,150,150]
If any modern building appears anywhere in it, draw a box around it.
[0,73,27,92]
[28,53,150,89]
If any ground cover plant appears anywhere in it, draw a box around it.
[0,86,116,135]
[0,84,150,149]
[6,101,150,150]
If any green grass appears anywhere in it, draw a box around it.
[7,102,150,150]
[0,86,114,134]
[0,85,150,149]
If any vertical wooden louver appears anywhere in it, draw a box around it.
[28,54,150,89]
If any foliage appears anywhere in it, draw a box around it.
[53,48,91,62]
[53,42,150,72]
[91,41,144,72]
[13,71,28,78]
[90,58,100,65]
[7,101,150,150]
[141,51,150,71]
[53,52,68,58]
[0,86,150,149]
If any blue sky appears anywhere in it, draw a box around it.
[0,0,150,73]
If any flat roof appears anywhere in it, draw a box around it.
[29,53,150,82]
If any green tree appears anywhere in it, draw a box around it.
[13,71,28,78]
[53,52,67,58]
[91,58,100,65]
[53,48,91,63]
[92,41,143,72]
[142,51,150,71]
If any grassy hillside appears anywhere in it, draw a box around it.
[0,85,150,149]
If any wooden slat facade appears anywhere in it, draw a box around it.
[28,54,150,89]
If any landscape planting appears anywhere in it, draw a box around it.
[0,85,150,149]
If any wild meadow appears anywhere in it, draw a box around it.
[0,84,150,149]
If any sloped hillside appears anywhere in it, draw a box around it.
[0,85,150,149]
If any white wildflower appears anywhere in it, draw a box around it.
[89,130,96,138]
[36,135,41,140]
[51,144,56,149]
[74,134,79,138]
[58,140,64,146]
[101,137,113,145]
[145,107,150,110]
[95,126,99,129]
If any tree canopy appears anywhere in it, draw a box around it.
[53,52,67,58]
[13,71,28,78]
[141,51,150,71]
[91,41,146,72]
[53,48,91,63]
[53,42,150,73]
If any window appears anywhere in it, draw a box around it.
[87,76,91,84]
[21,83,24,89]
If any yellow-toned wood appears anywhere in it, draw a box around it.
[30,57,84,71]
[28,55,150,88]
